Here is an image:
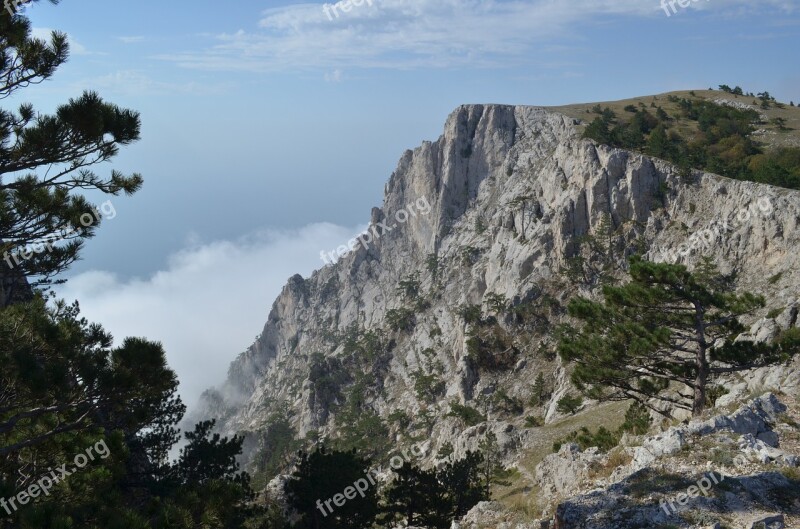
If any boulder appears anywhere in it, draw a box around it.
[745,513,784,529]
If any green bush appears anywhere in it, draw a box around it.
[426,253,439,279]
[553,426,619,453]
[387,307,416,332]
[457,304,483,325]
[767,307,784,319]
[705,385,729,407]
[528,372,550,406]
[437,441,454,460]
[446,402,486,427]
[774,327,800,358]
[620,401,651,435]
[465,327,518,371]
[388,409,412,429]
[768,272,784,284]
[461,246,481,266]
[396,272,422,300]
[556,393,584,415]
[524,415,544,428]
[411,370,446,403]
[492,389,524,415]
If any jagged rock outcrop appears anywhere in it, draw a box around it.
[200,104,799,439]
[535,443,604,500]
[550,391,799,529]
[194,102,800,526]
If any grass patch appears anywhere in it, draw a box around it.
[624,468,695,499]
[498,401,630,514]
[767,307,784,319]
[588,447,633,480]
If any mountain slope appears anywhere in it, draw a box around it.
[196,95,800,523]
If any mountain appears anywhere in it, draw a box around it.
[196,93,800,527]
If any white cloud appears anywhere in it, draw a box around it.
[74,70,233,96]
[55,223,360,412]
[118,35,146,43]
[156,0,796,72]
[324,68,344,82]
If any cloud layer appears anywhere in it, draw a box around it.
[55,223,362,410]
[158,0,796,72]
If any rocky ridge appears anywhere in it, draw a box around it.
[197,101,800,526]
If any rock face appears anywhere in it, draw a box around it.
[535,443,604,499]
[625,393,791,471]
[195,104,800,498]
[552,392,800,529]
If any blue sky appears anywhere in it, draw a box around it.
[18,0,798,404]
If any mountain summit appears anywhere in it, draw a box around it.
[198,93,800,528]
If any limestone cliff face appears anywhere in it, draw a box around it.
[198,104,800,466]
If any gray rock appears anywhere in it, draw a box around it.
[688,393,786,437]
[745,514,784,529]
[757,430,780,448]
[739,434,776,463]
[774,303,798,330]
[631,428,685,469]
[535,443,603,500]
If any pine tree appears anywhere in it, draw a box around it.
[558,256,791,416]
[583,116,612,144]
[437,451,485,519]
[0,5,262,527]
[384,462,446,528]
[647,124,669,158]
[0,296,262,527]
[0,298,181,459]
[556,393,584,415]
[478,431,512,498]
[286,446,378,529]
[0,2,142,293]
[529,372,547,406]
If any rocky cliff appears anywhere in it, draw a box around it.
[197,102,800,527]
